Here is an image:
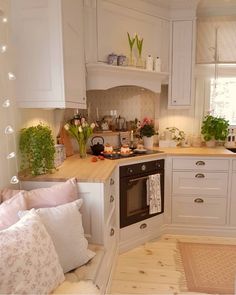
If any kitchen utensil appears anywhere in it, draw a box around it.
[116,116,126,131]
[90,136,104,155]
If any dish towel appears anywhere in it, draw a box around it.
[146,174,162,214]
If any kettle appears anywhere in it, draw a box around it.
[90,136,104,155]
[115,116,126,131]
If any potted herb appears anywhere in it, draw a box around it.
[19,124,56,175]
[201,114,229,147]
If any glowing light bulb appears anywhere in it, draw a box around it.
[5,125,14,135]
[0,45,7,53]
[7,152,16,159]
[10,176,19,184]
[8,72,16,80]
[2,99,10,108]
[2,17,7,23]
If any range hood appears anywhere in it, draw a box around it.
[86,62,169,93]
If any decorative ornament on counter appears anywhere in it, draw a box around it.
[64,115,96,158]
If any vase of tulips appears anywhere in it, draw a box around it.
[64,116,95,158]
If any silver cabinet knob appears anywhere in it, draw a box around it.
[194,198,204,203]
[196,160,205,166]
[195,173,205,178]
[140,223,147,229]
[110,178,115,185]
[110,228,115,236]
[110,195,114,203]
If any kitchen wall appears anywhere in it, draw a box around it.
[87,84,204,139]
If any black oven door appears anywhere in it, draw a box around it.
[120,171,164,228]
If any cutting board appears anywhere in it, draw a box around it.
[58,127,74,157]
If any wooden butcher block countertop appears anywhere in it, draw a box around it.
[20,147,236,183]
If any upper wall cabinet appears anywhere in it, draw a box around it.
[11,0,86,109]
[168,20,195,108]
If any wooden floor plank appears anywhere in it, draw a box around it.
[109,234,236,295]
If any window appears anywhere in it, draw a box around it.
[210,77,236,126]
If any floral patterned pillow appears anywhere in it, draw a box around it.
[0,211,65,294]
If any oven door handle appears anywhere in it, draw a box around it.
[128,176,149,183]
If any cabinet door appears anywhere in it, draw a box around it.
[62,0,86,108]
[169,20,193,107]
[11,0,65,108]
[230,173,236,226]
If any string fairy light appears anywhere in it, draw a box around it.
[1,7,19,186]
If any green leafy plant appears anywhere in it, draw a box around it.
[136,35,143,57]
[19,124,55,176]
[201,114,229,141]
[127,32,136,51]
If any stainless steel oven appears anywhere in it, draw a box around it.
[119,159,164,228]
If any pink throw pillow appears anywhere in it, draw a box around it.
[0,188,24,203]
[25,178,78,209]
[0,192,27,230]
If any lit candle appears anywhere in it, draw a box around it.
[130,130,134,142]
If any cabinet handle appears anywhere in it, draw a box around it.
[110,195,114,203]
[195,173,205,178]
[110,178,115,185]
[83,97,86,101]
[140,223,147,229]
[196,160,205,166]
[194,198,204,203]
[110,228,115,236]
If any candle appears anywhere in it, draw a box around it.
[96,107,99,120]
[130,130,134,142]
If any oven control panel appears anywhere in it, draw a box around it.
[120,159,164,177]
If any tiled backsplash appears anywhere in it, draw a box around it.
[87,86,158,123]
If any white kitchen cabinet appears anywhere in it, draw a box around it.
[230,160,236,226]
[168,20,195,108]
[171,157,229,226]
[11,0,86,109]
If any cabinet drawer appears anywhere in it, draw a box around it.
[173,158,229,171]
[233,160,236,171]
[172,171,228,196]
[120,215,163,242]
[172,196,226,225]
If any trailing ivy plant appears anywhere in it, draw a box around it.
[201,114,229,142]
[19,124,56,176]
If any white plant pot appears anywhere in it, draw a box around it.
[143,136,154,150]
[205,139,216,148]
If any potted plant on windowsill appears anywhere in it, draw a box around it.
[201,114,229,147]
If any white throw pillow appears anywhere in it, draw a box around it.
[20,199,95,273]
[0,211,65,295]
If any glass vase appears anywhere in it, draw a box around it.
[79,140,87,158]
[136,55,144,68]
[128,49,135,67]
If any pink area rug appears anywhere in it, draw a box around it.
[178,242,236,294]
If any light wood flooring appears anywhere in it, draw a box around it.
[109,234,236,295]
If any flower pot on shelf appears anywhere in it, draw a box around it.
[143,136,153,150]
